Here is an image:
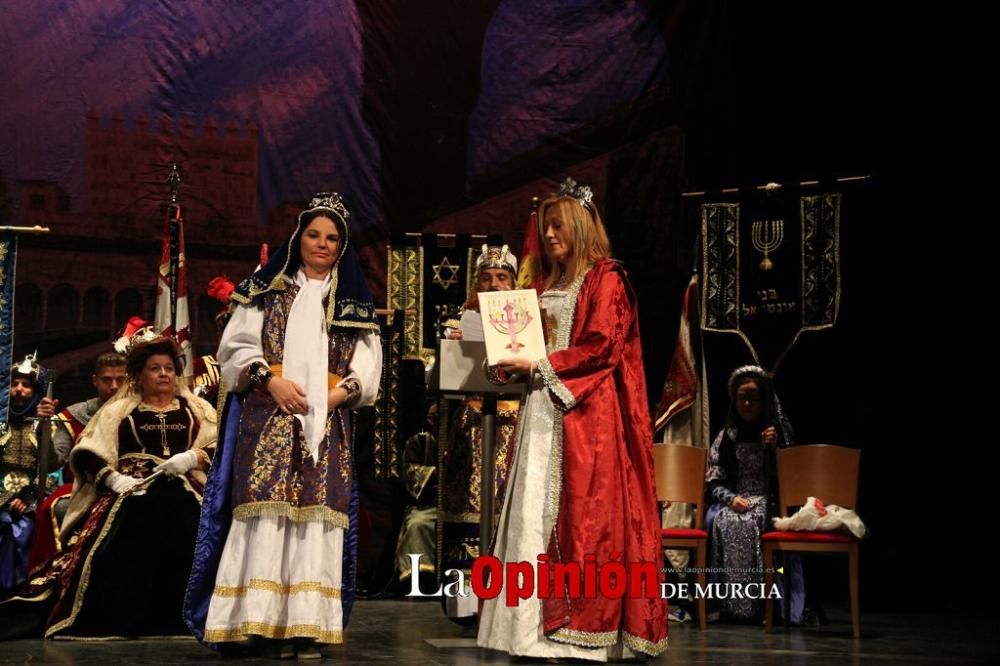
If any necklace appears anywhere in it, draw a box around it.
[138,398,181,455]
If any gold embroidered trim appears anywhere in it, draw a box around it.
[326,260,340,326]
[203,623,343,644]
[51,634,194,642]
[624,631,669,656]
[232,502,349,528]
[213,578,341,599]
[398,560,436,580]
[547,623,670,655]
[548,626,618,648]
[50,495,70,552]
[55,414,76,440]
[232,252,376,333]
[327,318,379,331]
[45,493,131,637]
[388,245,424,360]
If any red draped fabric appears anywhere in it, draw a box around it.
[538,259,668,653]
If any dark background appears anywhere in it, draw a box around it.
[1,2,974,614]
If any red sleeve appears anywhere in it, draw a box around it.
[538,267,633,411]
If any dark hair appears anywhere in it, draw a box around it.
[296,212,348,269]
[95,352,127,374]
[126,338,184,379]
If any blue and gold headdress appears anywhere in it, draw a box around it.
[230,192,377,331]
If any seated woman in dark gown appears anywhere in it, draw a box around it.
[705,364,803,623]
[0,331,216,639]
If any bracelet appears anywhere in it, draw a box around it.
[342,379,361,403]
[247,361,273,389]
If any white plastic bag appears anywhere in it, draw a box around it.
[772,497,866,538]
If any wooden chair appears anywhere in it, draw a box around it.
[652,444,708,630]
[762,444,862,638]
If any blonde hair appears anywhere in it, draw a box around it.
[536,196,612,289]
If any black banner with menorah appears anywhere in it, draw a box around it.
[700,187,841,372]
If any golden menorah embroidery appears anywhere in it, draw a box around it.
[752,219,784,271]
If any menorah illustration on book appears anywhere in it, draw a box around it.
[479,289,546,365]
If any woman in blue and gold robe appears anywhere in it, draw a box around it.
[185,193,381,657]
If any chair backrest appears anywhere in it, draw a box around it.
[652,444,707,530]
[775,444,860,517]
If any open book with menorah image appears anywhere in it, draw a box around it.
[478,289,547,366]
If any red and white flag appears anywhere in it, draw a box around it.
[654,273,710,552]
[654,274,709,447]
[154,202,193,380]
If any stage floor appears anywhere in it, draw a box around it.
[0,599,993,664]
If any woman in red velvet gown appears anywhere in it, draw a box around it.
[478,179,668,660]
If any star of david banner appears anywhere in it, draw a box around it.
[387,233,501,364]
[422,236,473,356]
[700,188,841,372]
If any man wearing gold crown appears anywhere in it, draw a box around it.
[0,352,59,595]
[436,244,521,623]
